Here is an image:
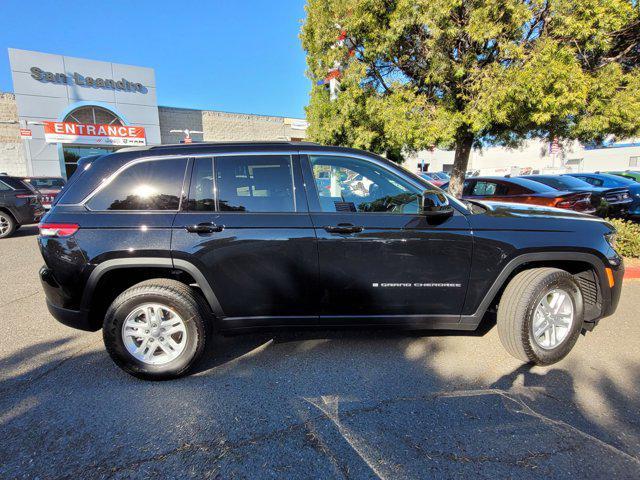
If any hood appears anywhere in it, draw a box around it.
[468,200,605,222]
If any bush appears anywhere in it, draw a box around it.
[607,218,640,258]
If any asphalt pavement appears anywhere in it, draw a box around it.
[1,226,640,479]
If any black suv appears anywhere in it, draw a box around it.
[38,143,624,379]
[0,175,45,238]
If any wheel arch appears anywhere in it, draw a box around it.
[81,257,224,329]
[462,252,610,327]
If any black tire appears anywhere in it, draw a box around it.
[0,212,16,239]
[497,268,584,365]
[103,279,210,380]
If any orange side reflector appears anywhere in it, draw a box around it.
[605,268,615,288]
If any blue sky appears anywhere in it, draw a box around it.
[0,0,310,118]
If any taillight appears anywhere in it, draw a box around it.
[15,193,37,198]
[38,223,79,237]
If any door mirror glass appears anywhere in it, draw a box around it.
[421,189,454,217]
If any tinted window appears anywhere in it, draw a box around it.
[578,176,603,187]
[528,176,590,190]
[87,158,187,211]
[215,155,295,212]
[309,155,420,214]
[0,180,12,191]
[471,181,498,196]
[1,177,33,191]
[188,157,215,211]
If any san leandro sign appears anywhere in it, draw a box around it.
[30,66,147,93]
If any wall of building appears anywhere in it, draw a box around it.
[0,92,26,176]
[9,48,161,177]
[405,138,640,175]
[158,107,308,144]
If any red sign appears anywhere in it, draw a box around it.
[183,137,193,144]
[43,121,146,146]
[19,128,32,140]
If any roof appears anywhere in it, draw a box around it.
[119,140,320,154]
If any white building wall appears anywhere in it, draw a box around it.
[405,139,640,176]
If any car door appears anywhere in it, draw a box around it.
[171,153,318,321]
[301,153,473,321]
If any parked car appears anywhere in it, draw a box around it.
[23,176,66,209]
[419,172,446,187]
[443,176,596,214]
[39,142,623,379]
[604,170,640,182]
[0,175,45,238]
[565,173,640,219]
[520,174,632,217]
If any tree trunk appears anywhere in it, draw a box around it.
[448,130,474,198]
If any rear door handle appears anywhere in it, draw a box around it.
[186,222,225,234]
[324,223,364,234]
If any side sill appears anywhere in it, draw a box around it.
[218,314,481,332]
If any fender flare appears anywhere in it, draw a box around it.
[81,257,224,317]
[460,251,609,327]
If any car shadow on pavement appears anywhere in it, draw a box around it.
[1,323,640,478]
[9,224,39,238]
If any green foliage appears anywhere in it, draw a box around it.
[300,0,640,194]
[608,218,640,258]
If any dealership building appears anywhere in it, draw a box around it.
[0,48,308,178]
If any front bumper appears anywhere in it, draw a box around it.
[40,266,96,331]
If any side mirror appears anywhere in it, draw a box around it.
[421,189,454,217]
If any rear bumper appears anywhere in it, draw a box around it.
[40,266,96,331]
[46,300,95,332]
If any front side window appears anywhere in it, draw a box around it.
[215,155,295,212]
[87,158,188,211]
[309,155,420,214]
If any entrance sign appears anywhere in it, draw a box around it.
[44,121,146,146]
[19,128,33,140]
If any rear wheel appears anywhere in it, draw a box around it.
[0,212,16,238]
[497,268,584,365]
[103,279,210,380]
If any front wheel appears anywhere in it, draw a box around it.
[103,279,209,380]
[497,268,584,365]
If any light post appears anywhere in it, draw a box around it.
[169,129,204,144]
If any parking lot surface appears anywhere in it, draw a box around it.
[1,226,640,479]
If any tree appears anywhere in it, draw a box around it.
[301,0,640,197]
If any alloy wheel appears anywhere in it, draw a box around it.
[121,303,188,365]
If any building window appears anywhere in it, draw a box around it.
[630,156,639,168]
[64,106,123,126]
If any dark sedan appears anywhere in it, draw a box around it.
[443,176,596,214]
[520,174,632,218]
[565,173,640,218]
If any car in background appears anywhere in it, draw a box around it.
[23,176,66,209]
[520,174,632,218]
[604,170,640,182]
[0,175,45,238]
[442,176,596,214]
[565,173,640,219]
[419,172,446,187]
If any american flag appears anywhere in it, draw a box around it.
[550,138,561,155]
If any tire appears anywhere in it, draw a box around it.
[0,212,16,239]
[497,268,584,365]
[103,279,210,380]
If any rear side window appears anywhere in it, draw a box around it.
[215,155,295,212]
[87,158,188,211]
[0,180,12,191]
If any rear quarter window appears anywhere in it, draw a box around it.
[87,158,188,211]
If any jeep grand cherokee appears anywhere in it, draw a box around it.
[37,142,624,379]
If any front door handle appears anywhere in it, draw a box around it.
[324,223,364,234]
[186,222,225,234]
